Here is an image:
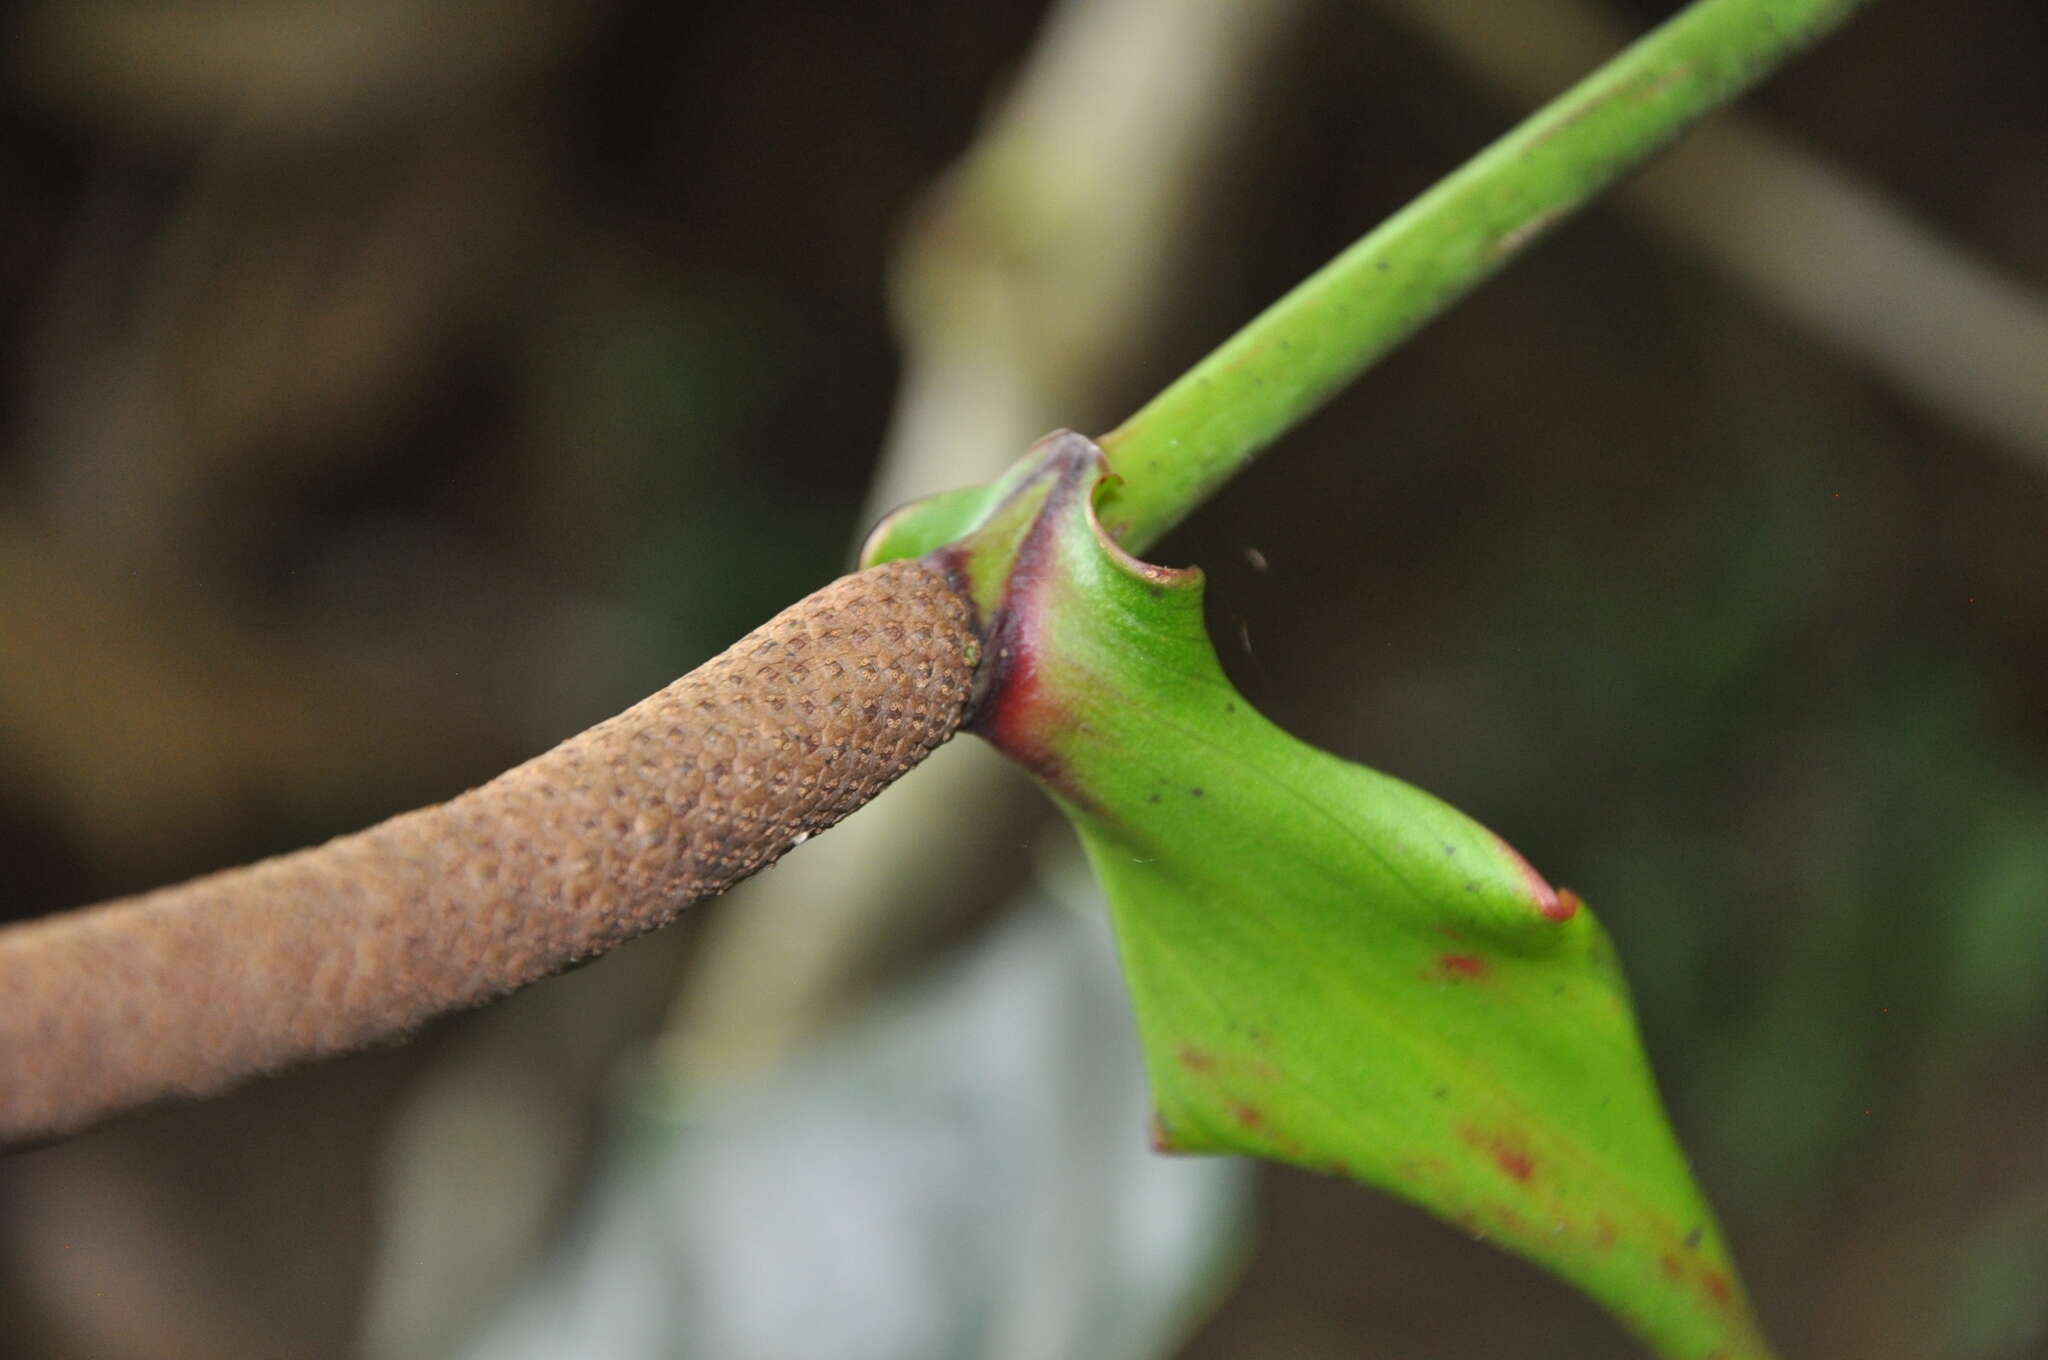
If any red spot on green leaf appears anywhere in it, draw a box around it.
[1702,1270,1734,1306]
[1176,1044,1216,1072]
[1461,1125,1538,1185]
[1660,1252,1685,1279]
[1437,953,1490,980]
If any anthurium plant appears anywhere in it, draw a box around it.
[0,1,1871,1354]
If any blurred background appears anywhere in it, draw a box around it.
[2,1,2046,1357]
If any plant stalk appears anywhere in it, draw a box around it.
[1094,0,1872,553]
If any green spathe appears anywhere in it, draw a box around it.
[921,431,1776,1360]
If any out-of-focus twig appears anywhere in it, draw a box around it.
[864,0,1305,523]
[1094,0,1875,552]
[1370,0,2048,467]
[14,0,604,138]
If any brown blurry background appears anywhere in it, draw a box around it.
[2,1,2046,1357]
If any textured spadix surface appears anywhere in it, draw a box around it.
[905,431,1775,1360]
[0,559,976,1144]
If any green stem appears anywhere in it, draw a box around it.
[1093,0,1870,554]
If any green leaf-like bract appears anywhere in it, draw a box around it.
[918,431,1776,1360]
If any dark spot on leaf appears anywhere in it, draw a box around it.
[1147,792,1161,804]
[1231,1101,1265,1130]
[1702,1271,1734,1306]
[1460,1124,1536,1184]
[1684,1224,1704,1250]
[1190,787,1205,798]
[1660,1252,1684,1279]
[1176,1045,1216,1072]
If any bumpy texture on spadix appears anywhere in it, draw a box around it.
[0,560,976,1145]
